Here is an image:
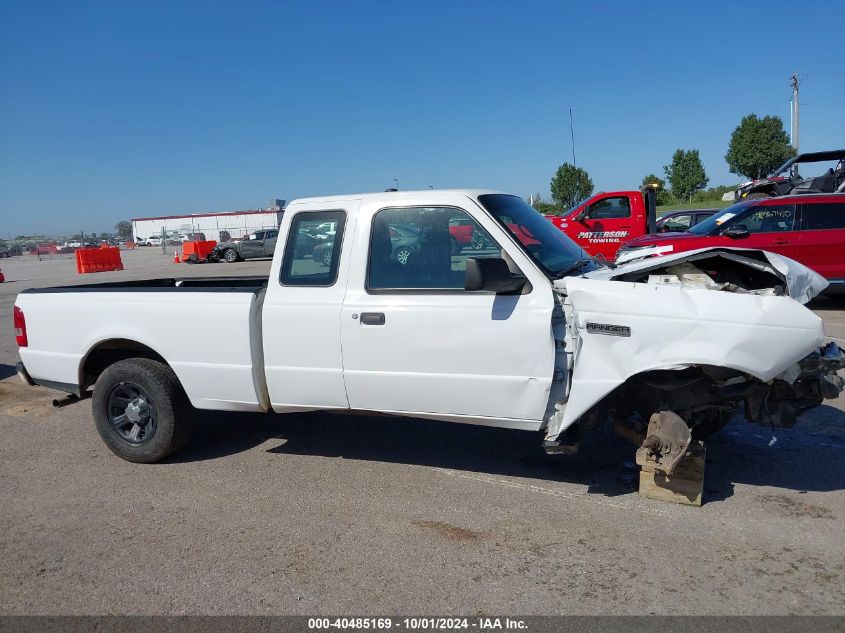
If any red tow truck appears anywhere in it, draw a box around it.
[544,190,658,261]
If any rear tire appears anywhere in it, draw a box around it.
[92,358,194,463]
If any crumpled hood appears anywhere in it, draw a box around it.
[578,247,828,304]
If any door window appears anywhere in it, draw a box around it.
[367,207,501,290]
[660,214,692,231]
[801,203,845,230]
[733,204,797,233]
[280,211,346,286]
[588,196,631,219]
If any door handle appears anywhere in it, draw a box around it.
[772,239,790,245]
[360,312,386,325]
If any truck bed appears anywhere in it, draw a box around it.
[16,277,270,412]
[20,276,269,294]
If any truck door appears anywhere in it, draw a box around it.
[568,194,635,260]
[262,205,357,412]
[340,201,555,426]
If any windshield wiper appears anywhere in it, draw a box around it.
[554,258,592,278]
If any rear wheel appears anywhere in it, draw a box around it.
[92,358,194,463]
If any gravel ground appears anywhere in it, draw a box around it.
[0,249,843,615]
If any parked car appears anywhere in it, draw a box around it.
[0,244,10,258]
[617,194,845,292]
[13,189,843,469]
[735,149,845,200]
[448,217,474,254]
[656,209,717,233]
[144,236,163,247]
[65,240,82,248]
[211,229,279,262]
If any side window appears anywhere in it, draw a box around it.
[735,204,796,233]
[662,214,692,231]
[368,207,501,290]
[588,196,631,220]
[280,211,346,286]
[801,203,845,230]
[267,230,278,239]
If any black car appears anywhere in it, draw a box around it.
[656,209,717,233]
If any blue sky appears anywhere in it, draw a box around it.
[1,0,843,236]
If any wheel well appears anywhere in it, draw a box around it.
[80,339,168,391]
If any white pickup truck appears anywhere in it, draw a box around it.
[14,190,844,470]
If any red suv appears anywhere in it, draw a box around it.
[617,194,845,291]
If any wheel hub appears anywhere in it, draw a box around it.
[125,397,150,423]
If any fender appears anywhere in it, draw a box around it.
[544,277,825,441]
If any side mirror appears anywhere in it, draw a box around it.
[722,225,750,239]
[465,257,527,294]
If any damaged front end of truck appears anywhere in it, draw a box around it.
[543,247,845,478]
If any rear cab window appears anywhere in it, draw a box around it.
[280,211,347,286]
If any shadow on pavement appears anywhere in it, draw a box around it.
[170,403,845,502]
[0,364,18,380]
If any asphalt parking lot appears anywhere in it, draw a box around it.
[0,248,843,615]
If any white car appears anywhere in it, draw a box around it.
[145,236,162,247]
[13,189,844,469]
[65,240,82,248]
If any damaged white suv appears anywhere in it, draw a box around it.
[14,190,844,474]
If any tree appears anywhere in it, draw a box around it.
[725,114,795,180]
[550,163,593,210]
[114,220,133,238]
[529,193,558,215]
[663,149,708,202]
[641,173,671,206]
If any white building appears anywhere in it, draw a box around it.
[131,204,284,244]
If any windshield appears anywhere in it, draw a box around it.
[687,201,754,236]
[477,194,594,277]
[564,197,590,216]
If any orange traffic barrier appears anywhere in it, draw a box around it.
[181,240,217,262]
[76,246,124,274]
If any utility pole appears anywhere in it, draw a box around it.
[790,73,800,154]
[569,108,577,169]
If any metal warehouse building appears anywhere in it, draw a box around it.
[131,201,285,243]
